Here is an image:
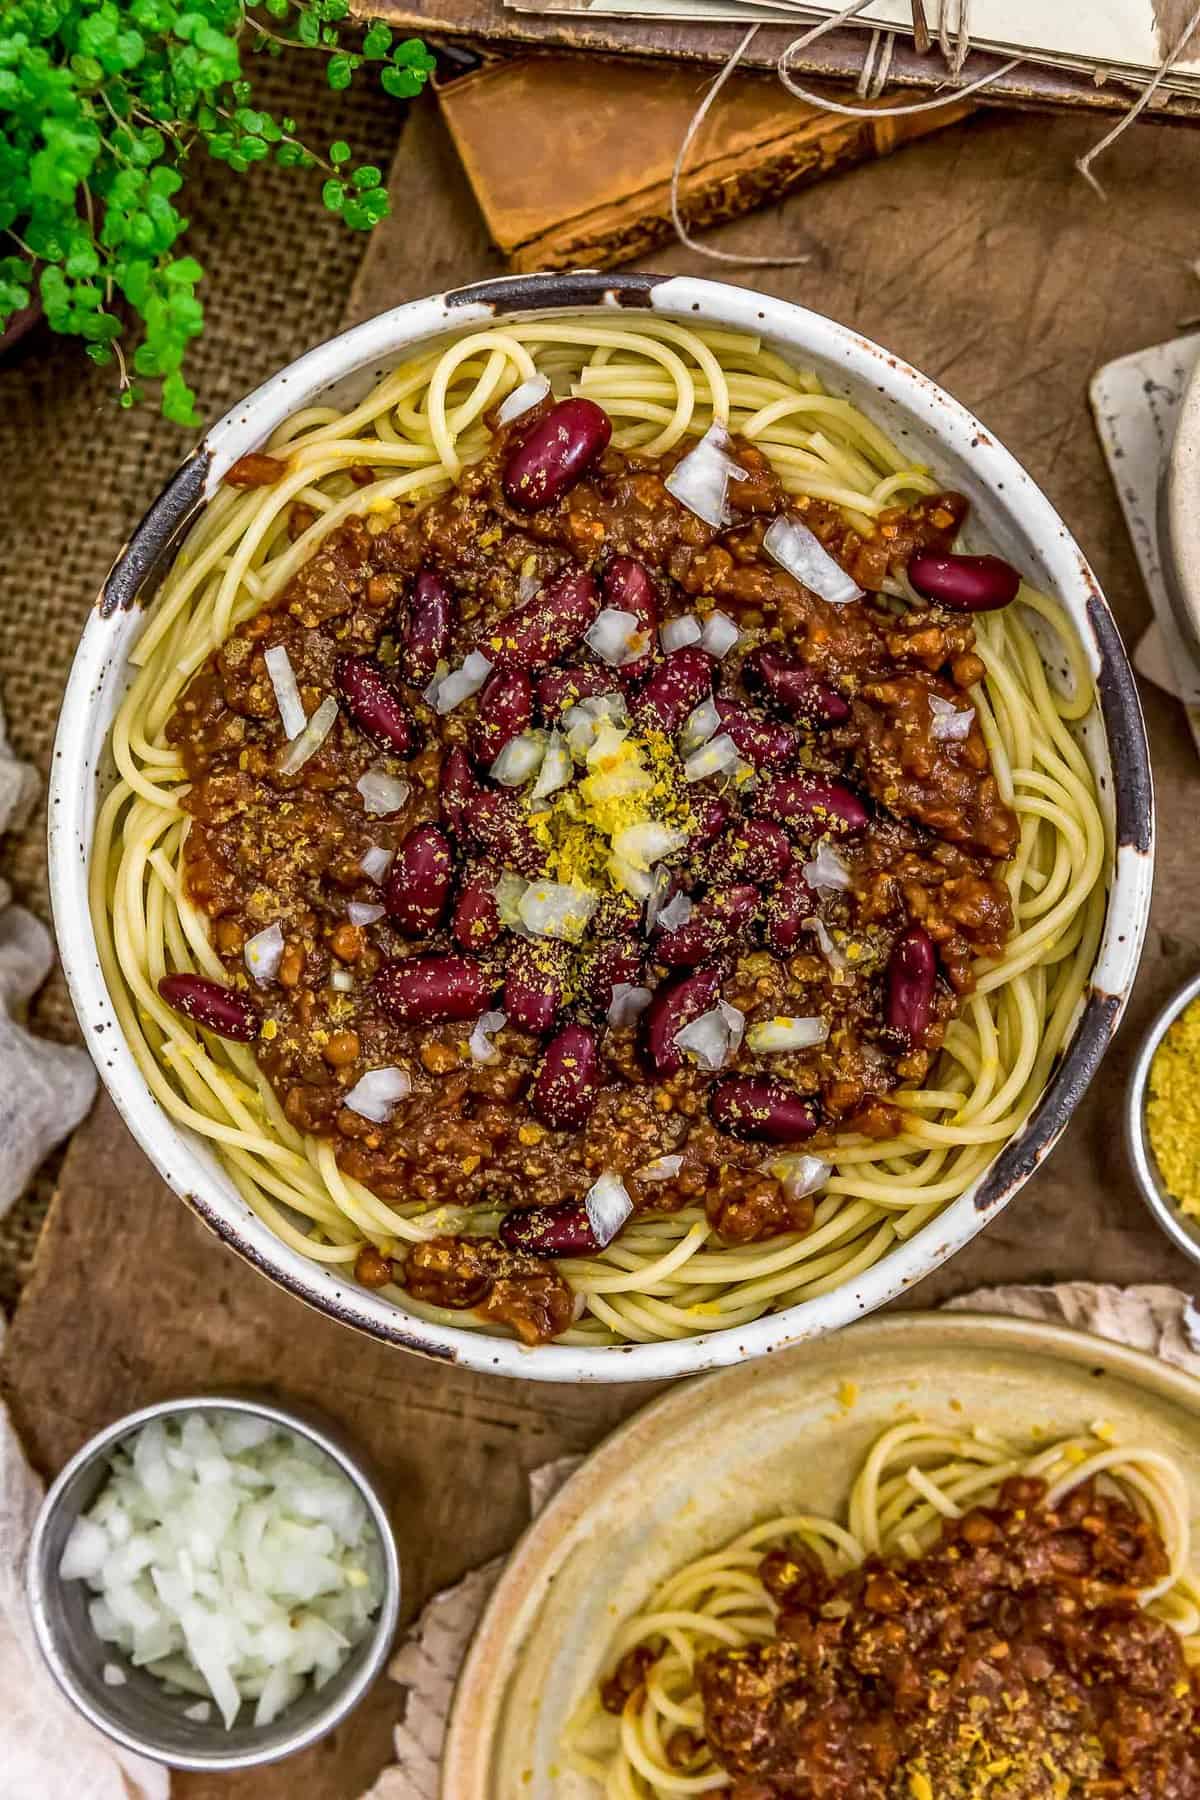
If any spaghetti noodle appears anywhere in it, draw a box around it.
[566,1419,1200,1798]
[91,316,1109,1346]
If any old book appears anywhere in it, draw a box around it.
[434,52,971,273]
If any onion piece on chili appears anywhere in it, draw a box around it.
[764,516,864,607]
[655,891,693,934]
[356,769,411,818]
[802,842,852,894]
[263,645,306,740]
[679,695,721,754]
[805,915,848,972]
[683,733,739,784]
[531,728,571,801]
[490,730,547,787]
[343,1066,412,1123]
[674,1000,744,1072]
[608,854,655,902]
[637,1153,684,1182]
[746,1015,829,1053]
[584,608,645,668]
[608,982,653,1027]
[612,821,689,870]
[518,880,599,943]
[664,422,747,528]
[584,1172,633,1249]
[497,373,551,425]
[468,1010,507,1065]
[929,693,975,742]
[243,921,284,987]
[766,1151,831,1200]
[347,901,385,926]
[330,968,355,993]
[660,614,703,653]
[701,610,740,658]
[494,872,531,931]
[563,692,630,757]
[278,695,338,778]
[432,651,493,715]
[359,845,393,883]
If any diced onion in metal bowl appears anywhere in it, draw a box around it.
[57,1413,387,1731]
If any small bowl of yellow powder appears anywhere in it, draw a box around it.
[1127,972,1200,1266]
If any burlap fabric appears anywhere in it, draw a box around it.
[0,57,405,1311]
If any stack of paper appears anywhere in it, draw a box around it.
[505,0,1200,97]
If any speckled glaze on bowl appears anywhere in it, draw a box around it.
[48,272,1154,1384]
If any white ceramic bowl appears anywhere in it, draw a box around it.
[49,272,1154,1384]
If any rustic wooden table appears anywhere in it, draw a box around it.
[4,95,1200,1800]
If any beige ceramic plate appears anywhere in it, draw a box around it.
[442,1311,1200,1799]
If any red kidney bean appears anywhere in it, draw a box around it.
[641,964,723,1076]
[713,698,798,768]
[689,794,732,848]
[579,937,643,1011]
[504,939,570,1035]
[374,953,495,1024]
[439,745,475,838]
[634,647,714,735]
[402,569,452,683]
[751,776,868,837]
[709,1077,819,1144]
[656,885,759,968]
[537,663,615,717]
[158,974,258,1042]
[452,867,501,952]
[385,824,453,936]
[907,551,1020,612]
[479,569,599,673]
[590,893,641,940]
[531,1023,602,1130]
[499,1200,598,1258]
[885,923,937,1046]
[741,648,850,727]
[603,557,658,681]
[765,868,816,955]
[470,668,533,768]
[439,747,543,875]
[335,655,415,755]
[697,818,792,886]
[502,398,612,512]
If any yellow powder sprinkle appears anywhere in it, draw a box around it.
[518,1123,545,1146]
[1147,997,1200,1217]
[838,1380,859,1410]
[907,1771,934,1800]
[260,1019,278,1041]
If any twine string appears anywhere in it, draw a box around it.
[1075,0,1200,196]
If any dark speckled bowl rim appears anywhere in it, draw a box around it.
[48,270,1155,1383]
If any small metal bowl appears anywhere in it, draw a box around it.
[26,1393,401,1772]
[1126,970,1200,1267]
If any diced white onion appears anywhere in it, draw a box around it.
[607,854,655,901]
[607,983,653,1027]
[660,614,703,653]
[531,728,571,801]
[422,660,450,706]
[766,1152,831,1200]
[679,694,721,754]
[497,373,551,424]
[278,695,338,778]
[359,845,393,884]
[664,422,747,528]
[518,880,598,943]
[343,1066,411,1122]
[585,608,644,668]
[58,1413,386,1732]
[636,1154,683,1182]
[61,1516,109,1582]
[764,516,864,607]
[612,821,689,870]
[491,731,546,787]
[644,864,673,934]
[434,651,493,715]
[746,1015,829,1053]
[584,1172,633,1248]
[929,692,975,742]
[802,842,852,894]
[517,569,540,604]
[563,692,629,757]
[468,1010,506,1065]
[494,872,530,928]
[805,916,847,971]
[683,733,739,784]
[330,968,354,993]
[347,901,385,926]
[356,769,410,818]
[674,1001,744,1072]
[701,610,740,658]
[263,645,307,740]
[243,922,284,988]
[656,891,693,934]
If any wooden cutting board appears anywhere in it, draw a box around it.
[5,95,1200,1800]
